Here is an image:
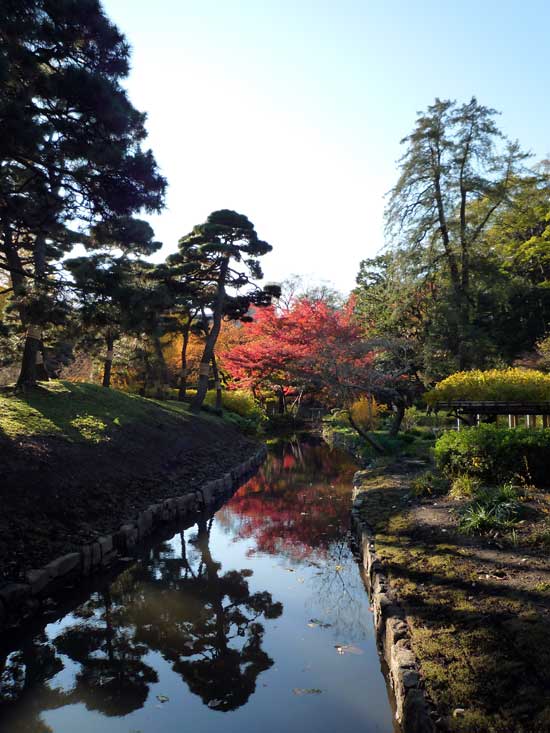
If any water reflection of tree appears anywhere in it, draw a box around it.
[0,521,282,729]
[53,585,159,716]
[217,439,372,639]
[129,517,283,711]
[0,634,65,733]
[217,440,357,563]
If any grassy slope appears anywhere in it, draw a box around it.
[0,381,257,577]
[0,380,211,443]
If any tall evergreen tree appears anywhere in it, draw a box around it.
[386,97,528,371]
[0,0,166,388]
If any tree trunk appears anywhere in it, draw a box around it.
[17,325,41,389]
[152,333,169,398]
[102,332,115,388]
[178,324,191,401]
[2,222,27,317]
[191,258,229,412]
[389,402,406,437]
[211,353,223,411]
[16,235,48,389]
[347,410,385,454]
[277,387,286,415]
[35,340,49,381]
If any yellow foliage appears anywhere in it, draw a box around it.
[350,396,383,430]
[425,368,550,404]
[204,389,261,418]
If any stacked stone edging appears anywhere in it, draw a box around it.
[351,471,435,733]
[0,444,268,632]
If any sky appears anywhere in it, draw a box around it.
[102,0,550,294]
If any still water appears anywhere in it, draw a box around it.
[0,438,395,733]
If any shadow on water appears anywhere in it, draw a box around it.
[0,520,282,731]
[0,436,396,733]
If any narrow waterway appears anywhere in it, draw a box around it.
[0,437,396,733]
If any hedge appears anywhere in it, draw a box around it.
[434,424,550,486]
[425,368,550,404]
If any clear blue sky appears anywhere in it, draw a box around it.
[102,0,550,293]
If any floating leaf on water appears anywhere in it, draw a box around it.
[293,688,322,696]
[207,699,224,708]
[308,618,332,629]
[285,568,295,572]
[156,695,169,703]
[335,644,364,655]
[335,565,344,572]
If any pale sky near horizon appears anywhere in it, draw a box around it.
[102,0,550,294]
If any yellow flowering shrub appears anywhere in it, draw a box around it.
[425,368,550,404]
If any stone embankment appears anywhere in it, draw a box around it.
[0,445,267,633]
[352,469,434,733]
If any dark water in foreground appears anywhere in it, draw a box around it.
[0,438,395,733]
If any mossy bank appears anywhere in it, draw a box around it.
[0,381,261,585]
[353,462,550,733]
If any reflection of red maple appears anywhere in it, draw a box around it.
[218,441,357,563]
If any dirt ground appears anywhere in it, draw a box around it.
[0,415,257,583]
[355,462,550,733]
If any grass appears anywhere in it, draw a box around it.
[354,466,550,732]
[0,380,204,444]
[454,483,522,535]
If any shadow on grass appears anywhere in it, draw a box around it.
[357,477,550,732]
[1,381,195,443]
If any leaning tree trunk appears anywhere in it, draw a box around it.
[178,323,191,401]
[211,353,223,411]
[347,409,385,454]
[191,258,229,413]
[102,332,115,388]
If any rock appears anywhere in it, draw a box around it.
[0,583,31,609]
[25,568,52,596]
[45,552,81,579]
[81,545,93,575]
[402,669,420,688]
[137,509,153,538]
[91,542,102,566]
[97,535,113,557]
[119,524,138,550]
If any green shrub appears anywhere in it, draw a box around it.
[455,483,522,534]
[411,471,449,497]
[434,424,550,486]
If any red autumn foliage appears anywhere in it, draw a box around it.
[220,297,375,405]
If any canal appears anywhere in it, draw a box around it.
[0,437,396,733]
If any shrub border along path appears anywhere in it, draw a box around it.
[0,445,267,633]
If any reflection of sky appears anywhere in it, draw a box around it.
[2,441,394,733]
